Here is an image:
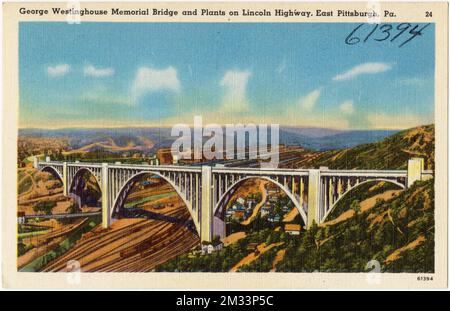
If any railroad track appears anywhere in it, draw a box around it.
[42,205,200,272]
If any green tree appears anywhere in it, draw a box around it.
[266,233,274,245]
[33,201,56,215]
[66,202,80,214]
[350,199,361,214]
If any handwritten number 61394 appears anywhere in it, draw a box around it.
[345,23,431,47]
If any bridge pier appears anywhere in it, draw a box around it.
[62,162,68,196]
[201,166,213,242]
[33,156,38,169]
[101,163,110,228]
[307,169,320,229]
[407,158,424,187]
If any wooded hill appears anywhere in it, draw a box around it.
[301,124,434,170]
[276,179,434,272]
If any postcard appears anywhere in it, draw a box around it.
[2,1,448,289]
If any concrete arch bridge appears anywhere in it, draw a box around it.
[35,157,432,242]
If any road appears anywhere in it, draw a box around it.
[240,180,269,225]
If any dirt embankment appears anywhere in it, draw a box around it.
[270,249,286,272]
[320,190,402,227]
[230,242,283,272]
[385,235,426,264]
[18,168,77,215]
[222,231,246,246]
[283,208,299,222]
[241,180,269,225]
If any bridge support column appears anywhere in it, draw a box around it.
[407,158,424,187]
[201,166,213,242]
[101,163,110,229]
[328,178,333,212]
[307,169,320,228]
[299,177,304,207]
[33,156,38,169]
[62,162,68,196]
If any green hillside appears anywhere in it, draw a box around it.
[155,124,435,273]
[276,178,434,272]
[244,124,435,272]
[302,124,434,170]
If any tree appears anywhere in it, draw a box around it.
[212,235,221,246]
[266,233,274,245]
[350,199,361,214]
[222,258,231,271]
[66,202,80,214]
[33,201,56,215]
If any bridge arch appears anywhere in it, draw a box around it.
[214,176,307,237]
[322,178,405,222]
[68,167,102,209]
[40,166,63,183]
[69,167,101,193]
[110,171,200,235]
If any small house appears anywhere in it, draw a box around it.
[201,242,223,255]
[285,224,301,235]
[201,244,215,255]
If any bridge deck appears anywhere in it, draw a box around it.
[39,161,433,174]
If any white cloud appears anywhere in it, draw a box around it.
[333,62,391,81]
[368,113,427,130]
[340,100,355,114]
[47,64,70,77]
[84,65,114,77]
[131,66,180,102]
[219,70,251,113]
[299,89,321,110]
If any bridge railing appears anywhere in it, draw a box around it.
[320,170,408,177]
[38,161,63,166]
[67,162,103,168]
[211,167,310,175]
[36,159,435,175]
[107,163,203,172]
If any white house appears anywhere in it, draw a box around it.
[285,224,301,235]
[201,243,223,255]
[201,244,215,255]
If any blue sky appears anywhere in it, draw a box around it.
[19,22,435,129]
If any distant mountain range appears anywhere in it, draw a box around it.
[19,126,399,153]
[297,124,435,170]
[279,127,398,150]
